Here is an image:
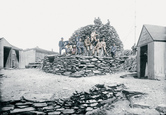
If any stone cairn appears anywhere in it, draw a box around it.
[69,17,123,55]
[1,84,127,115]
[42,55,126,77]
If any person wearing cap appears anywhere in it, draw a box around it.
[59,37,67,55]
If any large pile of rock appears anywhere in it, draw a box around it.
[0,84,126,115]
[69,17,123,54]
[42,55,126,77]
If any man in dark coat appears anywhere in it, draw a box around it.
[59,37,67,55]
[111,43,117,58]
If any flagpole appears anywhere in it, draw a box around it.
[134,0,136,44]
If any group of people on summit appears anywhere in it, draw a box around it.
[59,31,117,57]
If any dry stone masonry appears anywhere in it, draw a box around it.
[69,18,123,55]
[42,55,127,77]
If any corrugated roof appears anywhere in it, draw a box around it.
[144,24,166,41]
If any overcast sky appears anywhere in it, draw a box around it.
[0,0,166,52]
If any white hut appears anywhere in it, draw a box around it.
[137,24,166,80]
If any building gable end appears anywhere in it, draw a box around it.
[137,26,153,47]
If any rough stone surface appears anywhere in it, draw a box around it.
[155,104,166,114]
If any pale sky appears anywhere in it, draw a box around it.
[0,0,166,52]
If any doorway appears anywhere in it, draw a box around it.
[3,47,11,67]
[3,47,19,68]
[140,45,148,78]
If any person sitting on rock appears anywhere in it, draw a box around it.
[84,36,91,56]
[72,45,77,55]
[66,43,72,54]
[59,37,67,55]
[91,31,98,46]
[91,31,98,42]
[92,39,108,56]
[77,38,85,55]
[92,39,100,56]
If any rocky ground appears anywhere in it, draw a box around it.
[0,69,166,114]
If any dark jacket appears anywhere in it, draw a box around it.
[59,41,65,47]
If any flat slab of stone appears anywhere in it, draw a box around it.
[62,72,71,76]
[133,102,150,109]
[88,100,97,103]
[15,102,33,106]
[33,102,47,108]
[62,109,75,114]
[30,111,46,115]
[90,103,98,107]
[48,111,61,115]
[90,58,98,62]
[87,64,95,68]
[43,106,54,110]
[86,107,93,111]
[56,108,65,111]
[10,107,35,114]
[2,106,14,111]
[23,93,53,102]
[17,105,29,109]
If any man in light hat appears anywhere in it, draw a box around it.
[59,37,67,55]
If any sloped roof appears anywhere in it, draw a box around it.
[0,37,23,50]
[144,24,166,41]
[24,47,58,54]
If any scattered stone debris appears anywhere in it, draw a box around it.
[0,83,161,115]
[0,84,126,114]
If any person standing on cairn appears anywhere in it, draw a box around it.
[110,43,117,58]
[84,36,91,56]
[90,31,98,55]
[75,33,80,54]
[91,31,98,42]
[59,37,67,55]
[77,38,85,55]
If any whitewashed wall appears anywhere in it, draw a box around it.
[22,50,36,67]
[154,42,166,80]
